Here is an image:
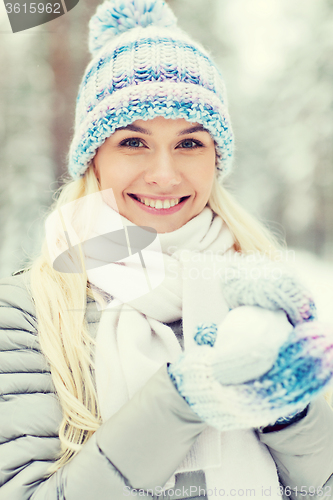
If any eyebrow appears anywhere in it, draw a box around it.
[116,124,152,135]
[178,125,209,135]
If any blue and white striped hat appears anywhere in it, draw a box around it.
[68,0,234,181]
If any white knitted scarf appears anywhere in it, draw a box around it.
[46,198,282,499]
[83,204,283,500]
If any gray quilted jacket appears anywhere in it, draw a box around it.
[1,271,333,500]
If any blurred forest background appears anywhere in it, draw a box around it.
[0,0,333,318]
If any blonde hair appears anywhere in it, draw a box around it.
[28,166,304,474]
[208,180,280,255]
[30,166,103,474]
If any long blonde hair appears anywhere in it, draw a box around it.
[29,166,283,474]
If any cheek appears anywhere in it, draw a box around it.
[96,166,122,196]
[94,154,127,193]
[195,165,216,200]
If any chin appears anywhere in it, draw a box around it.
[161,220,189,233]
[148,220,184,234]
[125,213,184,233]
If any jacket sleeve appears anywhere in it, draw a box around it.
[258,395,333,498]
[0,275,206,500]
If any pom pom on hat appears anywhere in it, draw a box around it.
[89,0,177,56]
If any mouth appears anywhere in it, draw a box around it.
[128,194,190,214]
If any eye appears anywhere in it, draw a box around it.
[120,138,145,148]
[177,139,203,149]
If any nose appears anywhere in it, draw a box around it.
[143,150,182,188]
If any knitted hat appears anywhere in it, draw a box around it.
[68,0,234,181]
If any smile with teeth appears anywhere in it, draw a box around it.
[131,195,185,209]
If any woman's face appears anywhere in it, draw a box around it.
[93,116,216,233]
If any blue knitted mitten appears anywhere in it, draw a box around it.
[168,259,333,431]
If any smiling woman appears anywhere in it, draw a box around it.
[93,117,216,232]
[1,1,333,499]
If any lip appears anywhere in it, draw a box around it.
[130,194,187,200]
[128,194,189,215]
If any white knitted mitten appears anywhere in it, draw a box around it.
[168,258,333,431]
[168,319,333,430]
